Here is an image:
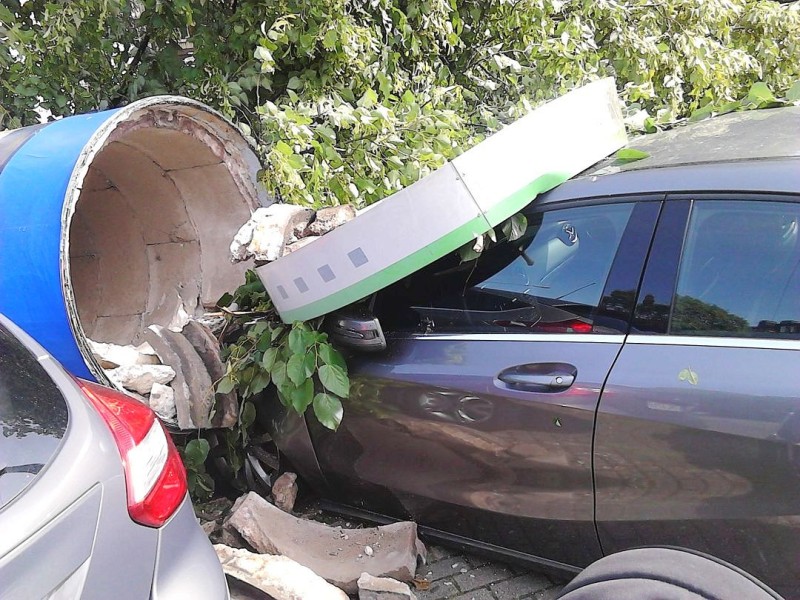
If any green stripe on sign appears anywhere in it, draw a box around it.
[277,170,572,323]
[482,171,571,225]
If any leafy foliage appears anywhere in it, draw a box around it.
[2,0,799,207]
[217,271,348,433]
[178,437,214,501]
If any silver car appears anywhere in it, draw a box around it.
[0,315,228,599]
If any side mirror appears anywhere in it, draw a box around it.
[326,307,387,352]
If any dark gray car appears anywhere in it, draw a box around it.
[265,106,800,598]
[0,315,229,599]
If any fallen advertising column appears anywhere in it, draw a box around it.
[0,97,265,427]
[256,78,627,323]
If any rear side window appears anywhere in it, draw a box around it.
[377,203,634,334]
[0,325,69,508]
[671,200,800,338]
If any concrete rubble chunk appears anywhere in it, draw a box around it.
[305,205,356,236]
[106,364,175,395]
[271,472,298,513]
[89,339,160,369]
[230,205,314,263]
[149,382,177,423]
[182,320,238,428]
[145,324,214,429]
[281,235,320,257]
[358,573,418,600]
[215,545,349,600]
[167,301,193,333]
[225,492,425,594]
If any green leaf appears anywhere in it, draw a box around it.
[249,371,271,395]
[287,76,303,90]
[287,353,307,386]
[303,351,317,378]
[501,213,527,241]
[689,104,715,122]
[184,438,210,468]
[287,153,306,169]
[786,80,800,103]
[316,124,337,142]
[318,343,346,369]
[271,326,285,342]
[216,292,233,308]
[322,29,338,50]
[217,375,235,394]
[271,361,288,389]
[716,101,741,115]
[256,332,272,352]
[318,364,350,397]
[262,347,279,370]
[615,148,650,163]
[240,401,256,429]
[289,378,315,413]
[678,368,699,385]
[288,327,314,354]
[275,140,293,156]
[745,82,776,107]
[313,393,343,430]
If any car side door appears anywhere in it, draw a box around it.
[594,195,800,598]
[308,197,660,569]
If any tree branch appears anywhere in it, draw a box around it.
[110,32,151,108]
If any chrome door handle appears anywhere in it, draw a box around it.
[498,363,577,393]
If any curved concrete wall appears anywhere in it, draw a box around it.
[0,97,263,382]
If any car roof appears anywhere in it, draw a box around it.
[539,105,800,203]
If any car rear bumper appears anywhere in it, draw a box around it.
[151,494,229,600]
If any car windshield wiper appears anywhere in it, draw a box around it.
[0,463,44,477]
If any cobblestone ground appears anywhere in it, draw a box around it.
[220,499,567,600]
[415,544,565,600]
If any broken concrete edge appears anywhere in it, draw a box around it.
[358,573,418,600]
[271,472,298,513]
[146,324,215,429]
[215,544,349,600]
[59,95,266,388]
[181,319,238,428]
[225,491,426,594]
[230,203,356,263]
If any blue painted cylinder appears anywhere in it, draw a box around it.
[0,97,262,383]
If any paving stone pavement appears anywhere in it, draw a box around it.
[415,543,566,600]
[221,500,567,600]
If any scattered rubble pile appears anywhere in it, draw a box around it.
[230,203,357,263]
[86,201,354,428]
[201,472,425,600]
[89,314,237,429]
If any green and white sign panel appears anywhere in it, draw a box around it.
[258,78,627,323]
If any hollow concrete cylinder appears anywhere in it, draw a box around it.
[0,97,263,382]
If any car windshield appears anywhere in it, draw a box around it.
[0,324,68,509]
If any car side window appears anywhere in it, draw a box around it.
[671,200,800,338]
[376,203,634,334]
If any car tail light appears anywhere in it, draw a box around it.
[76,379,187,528]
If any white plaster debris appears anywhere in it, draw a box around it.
[231,203,355,263]
[107,364,176,395]
[357,572,418,600]
[230,204,314,263]
[215,545,349,600]
[89,339,160,369]
[167,300,193,333]
[149,382,177,422]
